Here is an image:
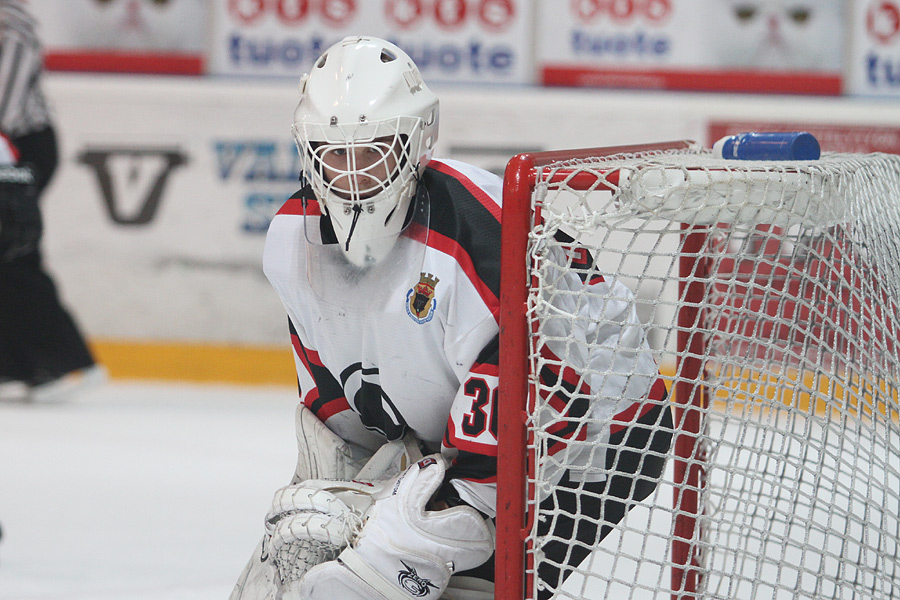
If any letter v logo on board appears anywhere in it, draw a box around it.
[77,147,188,225]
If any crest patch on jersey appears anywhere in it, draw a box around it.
[406,272,439,324]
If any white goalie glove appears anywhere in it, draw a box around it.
[264,478,383,587]
[266,433,424,591]
[298,455,495,600]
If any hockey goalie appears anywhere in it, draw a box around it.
[230,36,673,600]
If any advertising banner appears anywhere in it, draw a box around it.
[42,76,300,346]
[208,0,534,84]
[537,0,844,94]
[30,0,207,74]
[847,0,900,97]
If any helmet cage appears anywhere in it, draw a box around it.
[297,119,421,203]
[293,115,427,264]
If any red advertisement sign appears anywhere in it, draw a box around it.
[708,121,900,154]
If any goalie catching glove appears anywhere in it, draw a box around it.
[298,455,495,600]
[0,163,40,262]
[229,411,426,600]
[264,478,383,587]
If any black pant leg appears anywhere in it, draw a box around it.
[0,248,95,383]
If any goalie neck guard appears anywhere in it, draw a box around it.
[292,36,439,268]
[302,185,429,310]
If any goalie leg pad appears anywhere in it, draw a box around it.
[292,402,355,482]
[443,576,495,600]
[229,539,279,600]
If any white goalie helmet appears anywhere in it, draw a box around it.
[293,36,439,267]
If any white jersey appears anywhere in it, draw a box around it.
[264,158,668,517]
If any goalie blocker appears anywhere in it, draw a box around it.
[299,456,495,600]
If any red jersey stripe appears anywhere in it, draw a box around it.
[610,377,669,435]
[278,196,320,216]
[425,228,499,317]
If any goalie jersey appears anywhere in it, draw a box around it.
[264,158,670,517]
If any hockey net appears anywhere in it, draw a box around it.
[496,142,900,600]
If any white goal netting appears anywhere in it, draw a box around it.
[516,146,900,600]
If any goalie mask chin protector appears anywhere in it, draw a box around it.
[292,36,439,269]
[301,186,429,309]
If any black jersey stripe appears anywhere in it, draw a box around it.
[545,419,588,457]
[420,162,502,302]
[606,400,674,477]
[445,449,498,483]
[289,319,350,421]
[552,229,609,286]
[429,160,501,220]
[425,226,499,315]
[609,377,670,435]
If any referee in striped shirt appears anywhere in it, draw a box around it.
[0,0,99,401]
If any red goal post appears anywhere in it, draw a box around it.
[496,141,900,600]
[496,141,694,600]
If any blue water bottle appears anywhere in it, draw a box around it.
[713,132,821,161]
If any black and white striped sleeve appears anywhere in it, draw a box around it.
[0,2,50,136]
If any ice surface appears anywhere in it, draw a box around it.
[0,381,299,600]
